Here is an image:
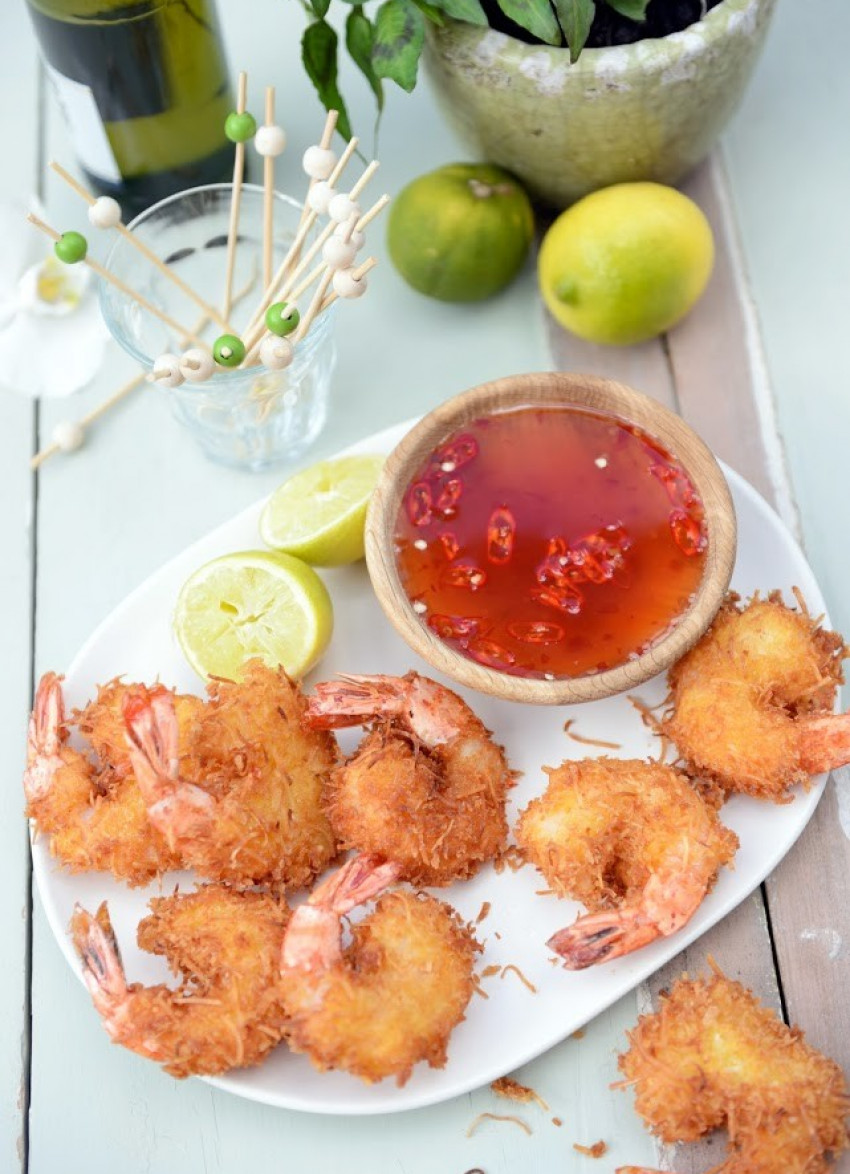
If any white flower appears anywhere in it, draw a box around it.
[0,199,108,398]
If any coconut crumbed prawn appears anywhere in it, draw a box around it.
[23,672,181,884]
[664,592,850,799]
[516,759,738,969]
[71,885,291,1077]
[616,968,850,1174]
[278,854,480,1085]
[305,672,512,886]
[123,660,338,890]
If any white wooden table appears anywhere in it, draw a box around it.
[3,1,850,1170]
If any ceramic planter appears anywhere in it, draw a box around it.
[423,0,776,207]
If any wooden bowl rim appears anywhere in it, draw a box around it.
[365,371,737,705]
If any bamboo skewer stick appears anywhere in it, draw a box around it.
[239,135,362,348]
[222,70,249,321]
[27,214,208,347]
[30,266,259,470]
[262,86,275,291]
[48,160,231,331]
[290,214,359,346]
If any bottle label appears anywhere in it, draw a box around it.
[44,62,121,185]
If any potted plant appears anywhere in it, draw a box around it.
[299,0,776,207]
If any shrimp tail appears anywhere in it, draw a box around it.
[71,902,129,1024]
[548,863,707,969]
[23,672,67,802]
[122,688,215,848]
[305,675,405,730]
[281,854,401,972]
[799,712,850,773]
[547,908,660,969]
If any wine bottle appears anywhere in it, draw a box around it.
[27,0,235,216]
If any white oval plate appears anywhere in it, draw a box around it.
[34,418,828,1115]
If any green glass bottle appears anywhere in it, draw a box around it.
[27,0,234,216]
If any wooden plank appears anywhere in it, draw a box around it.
[0,2,41,1169]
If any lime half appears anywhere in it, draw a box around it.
[174,550,333,681]
[259,454,385,567]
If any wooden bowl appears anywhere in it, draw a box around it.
[365,372,736,705]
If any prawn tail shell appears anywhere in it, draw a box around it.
[70,901,128,1009]
[23,672,67,802]
[547,912,658,970]
[305,675,404,730]
[799,712,850,773]
[310,853,402,916]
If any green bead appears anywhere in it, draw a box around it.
[265,301,300,337]
[212,334,246,368]
[54,231,88,265]
[224,111,257,143]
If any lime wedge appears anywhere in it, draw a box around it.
[174,550,333,681]
[259,454,385,567]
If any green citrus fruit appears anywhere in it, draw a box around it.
[387,163,535,302]
[174,550,333,681]
[538,182,714,346]
[259,454,384,567]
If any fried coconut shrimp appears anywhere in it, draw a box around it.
[617,968,850,1174]
[24,672,183,884]
[305,672,512,886]
[516,759,738,968]
[279,854,480,1085]
[664,592,850,799]
[71,886,291,1077]
[123,660,338,890]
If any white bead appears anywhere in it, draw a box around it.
[87,196,122,229]
[307,181,336,215]
[322,235,357,270]
[333,267,368,299]
[52,420,85,452]
[151,352,184,388]
[334,222,364,251]
[302,145,337,180]
[260,336,294,371]
[254,124,287,157]
[179,348,216,383]
[328,193,361,224]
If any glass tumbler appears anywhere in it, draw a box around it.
[100,183,337,470]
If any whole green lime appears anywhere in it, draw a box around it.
[387,163,534,302]
[538,182,714,346]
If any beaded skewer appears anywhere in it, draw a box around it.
[255,85,286,290]
[48,160,232,331]
[27,213,209,348]
[221,71,252,321]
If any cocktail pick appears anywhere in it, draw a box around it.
[27,213,209,348]
[222,71,254,320]
[48,160,232,331]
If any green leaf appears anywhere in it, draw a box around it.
[411,0,448,27]
[606,0,649,19]
[553,0,594,61]
[495,0,561,47]
[372,0,426,93]
[346,8,384,110]
[301,20,353,139]
[426,0,488,26]
[308,0,331,17]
